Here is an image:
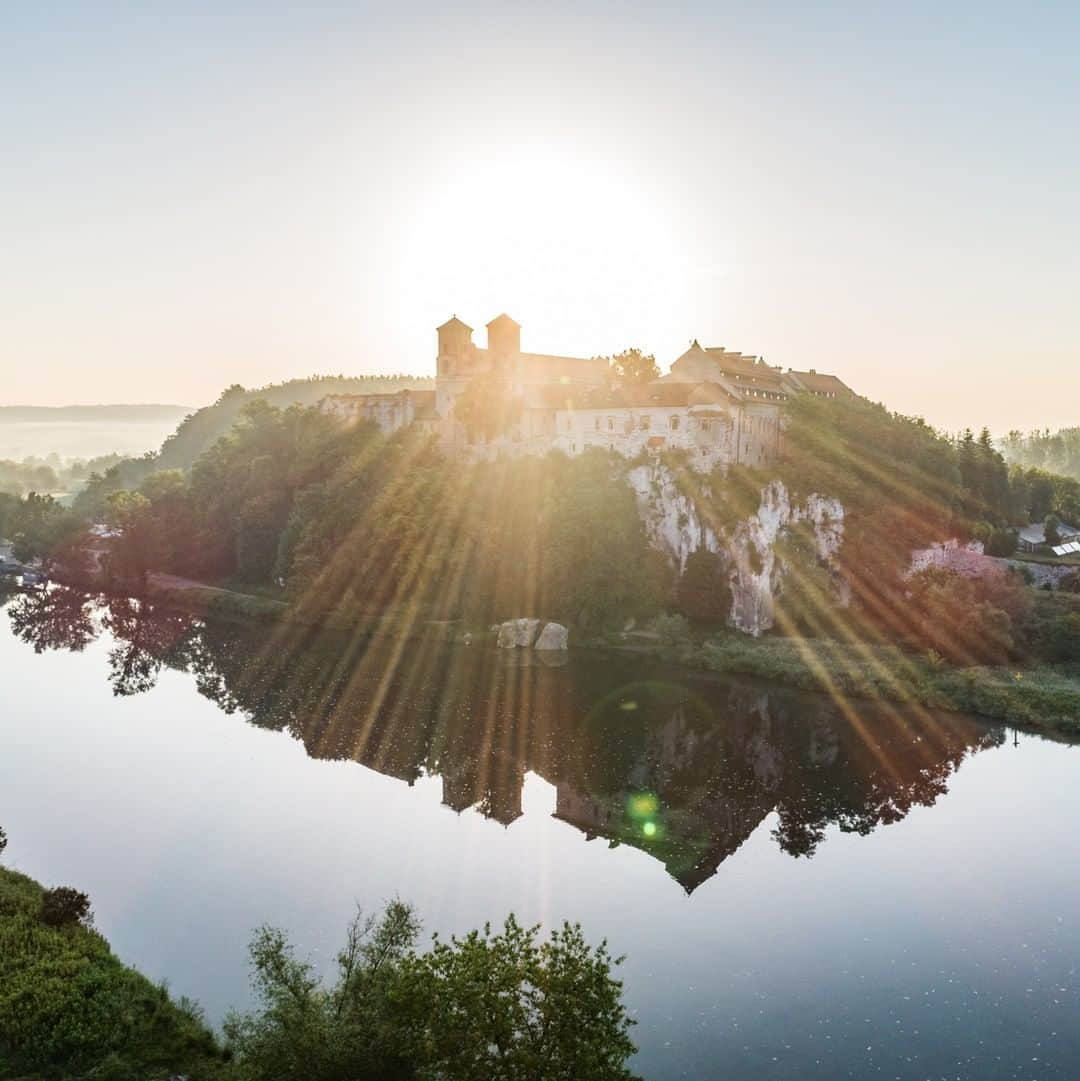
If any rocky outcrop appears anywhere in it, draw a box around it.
[629,462,845,637]
[534,622,569,651]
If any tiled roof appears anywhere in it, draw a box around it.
[785,370,853,396]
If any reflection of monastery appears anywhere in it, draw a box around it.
[17,589,997,897]
[252,640,991,895]
[321,315,853,471]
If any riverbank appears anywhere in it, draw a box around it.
[0,866,227,1080]
[660,632,1080,735]
[49,570,1080,737]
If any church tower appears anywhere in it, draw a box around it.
[486,313,521,359]
[436,316,473,375]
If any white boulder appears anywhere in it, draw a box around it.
[534,622,569,651]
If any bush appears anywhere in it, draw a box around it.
[225,902,640,1081]
[984,527,1019,557]
[40,886,94,929]
[652,612,691,644]
[0,868,225,1079]
[676,549,731,624]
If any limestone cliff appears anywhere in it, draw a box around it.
[628,462,845,636]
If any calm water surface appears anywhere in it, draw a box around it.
[2,589,1079,1080]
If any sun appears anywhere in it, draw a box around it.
[392,145,693,358]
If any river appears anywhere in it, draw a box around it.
[2,588,1078,1080]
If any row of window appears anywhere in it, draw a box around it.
[572,414,727,434]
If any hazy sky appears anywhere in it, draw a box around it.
[3,2,1078,432]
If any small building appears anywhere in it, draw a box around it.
[320,388,435,437]
[1018,521,1080,553]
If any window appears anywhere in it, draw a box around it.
[565,418,572,431]
[640,415,651,431]
[594,416,601,430]
[607,416,615,431]
[700,418,711,431]
[670,416,680,431]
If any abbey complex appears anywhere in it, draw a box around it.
[321,314,853,471]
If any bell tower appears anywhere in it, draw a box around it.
[436,316,473,374]
[486,313,521,359]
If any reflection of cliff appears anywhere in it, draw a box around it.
[10,590,1004,891]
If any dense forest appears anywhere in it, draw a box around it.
[1001,426,1080,486]
[4,390,1080,677]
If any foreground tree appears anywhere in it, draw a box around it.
[224,903,639,1081]
[396,916,639,1081]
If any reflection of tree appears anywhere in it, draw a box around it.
[14,591,1006,889]
[100,597,197,696]
[8,587,197,696]
[8,587,96,653]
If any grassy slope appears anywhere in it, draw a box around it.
[0,867,227,1081]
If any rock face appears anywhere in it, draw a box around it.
[497,618,543,648]
[534,622,569,651]
[629,462,845,637]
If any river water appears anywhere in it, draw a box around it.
[2,588,1079,1080]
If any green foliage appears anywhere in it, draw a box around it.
[288,444,667,631]
[676,549,731,623]
[651,612,692,644]
[224,901,421,1081]
[9,492,83,565]
[0,867,226,1080]
[1001,426,1080,484]
[1044,513,1062,547]
[39,886,93,929]
[158,376,433,473]
[602,348,660,385]
[396,917,638,1081]
[225,904,638,1081]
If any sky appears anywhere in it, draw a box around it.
[2,1,1078,432]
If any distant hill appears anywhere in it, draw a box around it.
[155,375,433,471]
[0,404,193,423]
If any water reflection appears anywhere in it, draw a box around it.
[6,587,1005,891]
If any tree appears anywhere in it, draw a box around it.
[396,916,639,1081]
[225,900,421,1081]
[224,903,639,1081]
[1044,513,1062,547]
[10,492,82,566]
[676,549,731,624]
[40,886,94,929]
[604,348,659,385]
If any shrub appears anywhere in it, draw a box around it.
[676,549,731,624]
[225,902,639,1081]
[652,612,691,644]
[0,868,224,1078]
